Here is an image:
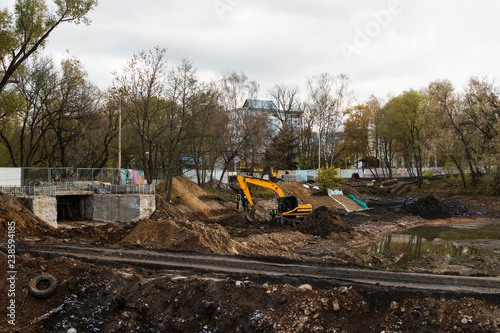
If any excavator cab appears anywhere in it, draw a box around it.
[278,196,298,214]
[278,196,312,218]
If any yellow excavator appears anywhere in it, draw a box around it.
[237,174,312,223]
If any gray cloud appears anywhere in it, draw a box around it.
[6,0,496,103]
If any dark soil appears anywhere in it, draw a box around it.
[297,206,351,238]
[403,195,469,220]
[2,251,499,333]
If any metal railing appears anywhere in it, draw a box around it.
[92,184,156,195]
[4,167,155,198]
[0,185,56,198]
[1,182,155,198]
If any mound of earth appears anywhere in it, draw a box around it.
[156,176,231,222]
[297,206,351,238]
[119,218,238,255]
[404,195,455,219]
[149,194,185,221]
[49,222,135,244]
[0,194,53,237]
[279,182,365,212]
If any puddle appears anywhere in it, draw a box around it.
[359,220,500,267]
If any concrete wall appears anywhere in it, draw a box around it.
[86,194,156,223]
[24,197,58,228]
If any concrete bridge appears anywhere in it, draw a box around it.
[0,182,156,228]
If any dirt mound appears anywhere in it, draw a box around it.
[120,219,238,254]
[279,182,365,212]
[156,176,227,221]
[149,194,185,221]
[49,222,135,244]
[0,194,53,237]
[404,195,454,219]
[297,206,351,238]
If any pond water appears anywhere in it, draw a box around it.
[359,220,500,267]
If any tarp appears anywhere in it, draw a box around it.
[132,170,145,185]
[120,169,128,185]
[346,194,368,209]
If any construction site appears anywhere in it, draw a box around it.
[1,171,500,332]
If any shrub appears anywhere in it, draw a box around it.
[316,167,344,190]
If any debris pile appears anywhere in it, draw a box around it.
[297,206,351,238]
[119,218,238,254]
[404,195,454,220]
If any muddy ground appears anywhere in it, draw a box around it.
[1,176,500,332]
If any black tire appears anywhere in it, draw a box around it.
[28,275,58,299]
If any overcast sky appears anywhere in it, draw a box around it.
[3,0,500,104]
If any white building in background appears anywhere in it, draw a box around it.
[240,99,303,136]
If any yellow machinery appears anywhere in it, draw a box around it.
[236,174,312,223]
[237,162,278,180]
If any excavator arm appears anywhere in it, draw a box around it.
[237,174,285,210]
[236,174,312,222]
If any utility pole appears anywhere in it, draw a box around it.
[318,131,321,170]
[118,98,122,171]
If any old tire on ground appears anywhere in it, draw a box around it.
[28,275,58,299]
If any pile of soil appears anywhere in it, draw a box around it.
[47,222,135,244]
[404,195,455,219]
[279,182,365,212]
[156,176,231,222]
[119,218,238,255]
[0,194,53,237]
[149,194,185,221]
[297,206,351,238]
[170,176,212,220]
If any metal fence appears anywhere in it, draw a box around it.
[4,167,155,198]
[93,184,156,195]
[21,167,127,186]
[0,185,56,198]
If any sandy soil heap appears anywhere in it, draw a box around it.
[279,182,365,212]
[120,218,238,255]
[0,194,53,237]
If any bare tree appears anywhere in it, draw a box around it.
[218,71,258,112]
[307,73,353,168]
[215,71,263,186]
[267,83,301,127]
[112,47,168,183]
[160,59,201,200]
[0,56,58,166]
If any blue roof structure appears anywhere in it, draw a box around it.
[243,99,278,111]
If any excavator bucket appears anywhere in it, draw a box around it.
[245,210,255,223]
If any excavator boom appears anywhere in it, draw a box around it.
[236,174,312,222]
